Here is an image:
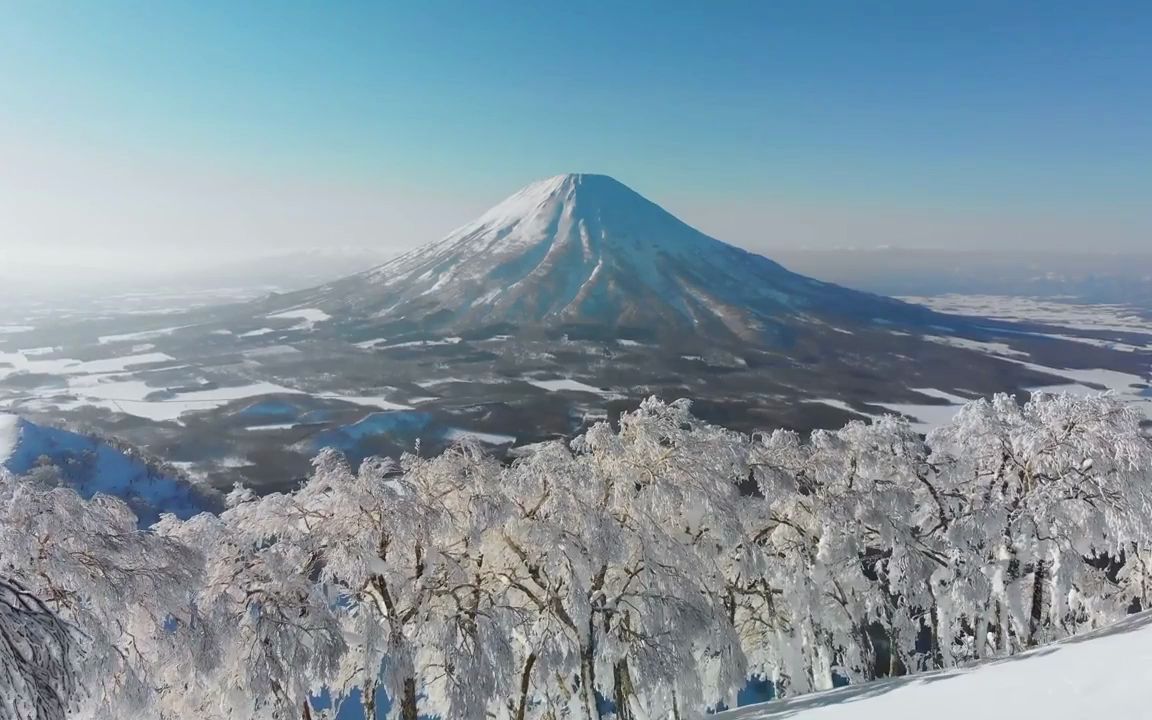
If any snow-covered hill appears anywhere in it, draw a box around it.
[717,611,1152,720]
[0,413,210,525]
[281,173,938,345]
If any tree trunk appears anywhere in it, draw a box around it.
[1027,559,1047,646]
[400,677,418,720]
[302,700,313,720]
[925,583,944,670]
[929,603,944,670]
[612,659,636,720]
[887,628,900,677]
[974,612,988,660]
[580,640,599,720]
[514,653,538,720]
[363,678,377,719]
[996,600,1007,654]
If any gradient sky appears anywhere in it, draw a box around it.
[1,1,1150,273]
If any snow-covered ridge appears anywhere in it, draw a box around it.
[0,412,209,525]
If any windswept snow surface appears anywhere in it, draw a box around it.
[716,611,1152,720]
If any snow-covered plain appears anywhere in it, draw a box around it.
[872,296,1152,428]
[716,610,1152,720]
[0,345,413,422]
[444,427,516,445]
[97,325,192,344]
[871,388,978,431]
[923,335,1028,357]
[55,381,306,422]
[861,362,1152,430]
[807,389,981,432]
[266,307,332,329]
[527,377,618,396]
[360,336,463,350]
[313,394,412,411]
[0,349,175,380]
[902,294,1152,336]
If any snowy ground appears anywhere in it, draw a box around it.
[716,611,1152,719]
[266,307,332,330]
[0,343,413,423]
[4,292,1150,491]
[901,294,1152,335]
[821,296,1152,430]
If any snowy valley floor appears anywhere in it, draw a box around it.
[716,611,1152,719]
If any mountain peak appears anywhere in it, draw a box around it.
[470,173,643,229]
[534,172,624,188]
[312,174,925,345]
[367,173,709,286]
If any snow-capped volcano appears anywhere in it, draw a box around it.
[289,173,933,344]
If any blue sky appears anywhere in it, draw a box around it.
[1,1,1149,268]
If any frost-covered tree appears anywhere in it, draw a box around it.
[744,415,942,693]
[0,575,78,720]
[8,392,1152,719]
[155,491,347,720]
[221,444,519,720]
[741,392,1152,691]
[0,469,199,720]
[927,392,1152,661]
[495,399,751,720]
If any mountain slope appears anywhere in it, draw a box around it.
[285,174,937,345]
[717,611,1152,720]
[0,413,211,525]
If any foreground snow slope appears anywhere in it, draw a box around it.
[716,611,1152,719]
